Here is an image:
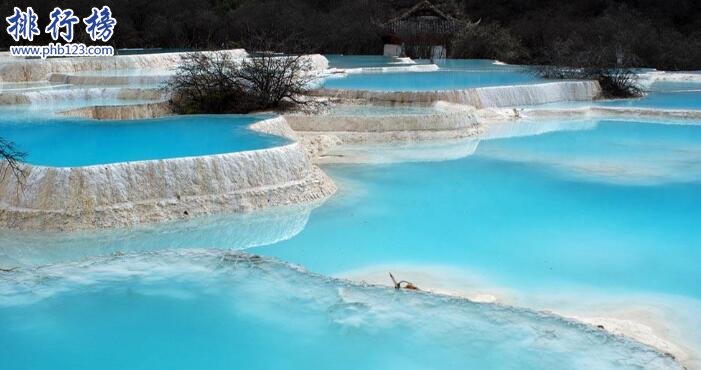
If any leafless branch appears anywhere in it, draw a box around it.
[167,51,322,114]
[0,137,28,186]
[534,64,643,99]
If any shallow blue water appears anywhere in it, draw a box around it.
[0,250,681,370]
[3,119,698,300]
[0,115,287,167]
[322,58,540,91]
[325,54,415,69]
[322,70,540,91]
[0,118,699,370]
[326,56,515,71]
[434,59,519,71]
[602,90,701,110]
[592,81,701,110]
[525,81,701,111]
[249,120,701,299]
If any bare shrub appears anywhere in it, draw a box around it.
[167,51,318,114]
[597,69,643,98]
[167,53,242,114]
[536,64,643,99]
[231,53,318,111]
[535,36,645,101]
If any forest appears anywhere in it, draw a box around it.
[1,0,700,70]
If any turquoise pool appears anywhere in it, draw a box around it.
[249,120,701,299]
[531,81,701,110]
[325,54,421,69]
[0,115,287,167]
[0,117,698,369]
[0,250,681,370]
[321,59,541,91]
[597,81,701,110]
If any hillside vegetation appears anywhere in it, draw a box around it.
[2,0,700,70]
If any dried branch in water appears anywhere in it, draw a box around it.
[0,137,28,185]
[389,272,420,291]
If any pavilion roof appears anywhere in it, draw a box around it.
[386,0,460,25]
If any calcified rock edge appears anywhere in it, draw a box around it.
[61,101,173,120]
[314,80,602,107]
[341,265,696,370]
[0,49,249,83]
[0,117,335,232]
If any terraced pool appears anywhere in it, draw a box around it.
[1,54,700,370]
[0,114,286,167]
[322,59,542,91]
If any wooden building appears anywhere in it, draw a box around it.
[382,0,475,59]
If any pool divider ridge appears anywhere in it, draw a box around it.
[0,117,336,231]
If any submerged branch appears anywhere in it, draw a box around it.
[0,137,28,186]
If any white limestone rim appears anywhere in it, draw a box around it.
[284,109,479,132]
[48,73,170,86]
[0,51,329,84]
[58,102,173,120]
[313,80,603,108]
[0,87,165,105]
[639,71,701,84]
[320,65,439,84]
[43,54,329,86]
[522,106,701,122]
[0,49,249,83]
[298,54,330,74]
[342,64,439,74]
[389,56,416,65]
[42,53,329,80]
[1,141,308,205]
[0,116,336,231]
[0,165,335,232]
[298,128,482,147]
